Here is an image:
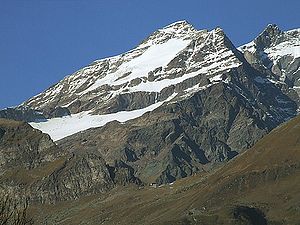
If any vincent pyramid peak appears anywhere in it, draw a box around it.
[238,24,300,110]
[137,20,198,48]
[162,20,192,29]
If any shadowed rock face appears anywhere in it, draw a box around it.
[0,106,46,122]
[233,206,267,225]
[255,24,283,50]
[30,151,114,203]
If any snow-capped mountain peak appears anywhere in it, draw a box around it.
[24,21,241,114]
[20,21,247,140]
[14,22,298,141]
[1,21,300,195]
[137,20,198,49]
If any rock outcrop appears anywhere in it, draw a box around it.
[0,119,139,203]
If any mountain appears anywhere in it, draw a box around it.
[239,24,300,106]
[1,20,300,224]
[0,21,299,186]
[30,113,300,225]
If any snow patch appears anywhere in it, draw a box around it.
[128,61,241,93]
[81,39,191,94]
[238,41,256,53]
[265,43,300,60]
[29,93,177,141]
[210,74,223,82]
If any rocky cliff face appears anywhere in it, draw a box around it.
[0,119,139,203]
[32,114,300,225]
[0,119,58,172]
[0,106,46,122]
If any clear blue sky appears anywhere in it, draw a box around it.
[1,0,299,109]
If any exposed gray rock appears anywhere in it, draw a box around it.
[48,106,70,118]
[31,150,114,203]
[0,106,46,122]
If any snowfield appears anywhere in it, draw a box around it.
[81,38,191,94]
[29,93,177,141]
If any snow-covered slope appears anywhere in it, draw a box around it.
[80,38,191,95]
[24,21,241,113]
[25,21,198,110]
[30,93,177,141]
